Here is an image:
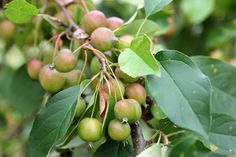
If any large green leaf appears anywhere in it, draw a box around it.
[147,50,211,139]
[118,35,160,78]
[169,135,225,157]
[94,139,132,157]
[180,0,215,24]
[115,19,160,36]
[27,86,80,157]
[192,56,236,154]
[8,66,44,115]
[4,0,39,23]
[144,0,173,16]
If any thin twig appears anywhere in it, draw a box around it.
[167,130,186,138]
[55,0,89,40]
[81,0,89,13]
[72,42,89,54]
[55,0,79,30]
[38,13,68,29]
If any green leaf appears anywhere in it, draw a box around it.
[94,139,132,157]
[4,0,39,23]
[147,50,211,139]
[8,66,44,115]
[118,35,160,78]
[192,56,236,154]
[137,143,161,157]
[180,0,215,24]
[115,19,160,36]
[144,0,173,16]
[27,86,80,157]
[169,135,225,157]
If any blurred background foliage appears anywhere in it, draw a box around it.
[0,0,236,156]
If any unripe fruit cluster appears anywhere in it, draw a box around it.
[25,9,148,144]
[26,46,84,93]
[77,79,147,142]
[81,10,133,52]
[75,10,148,143]
[26,10,132,94]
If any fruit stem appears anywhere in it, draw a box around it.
[107,64,124,100]
[91,74,103,117]
[72,42,89,54]
[52,31,66,65]
[161,131,169,145]
[131,121,146,156]
[85,45,108,72]
[41,0,49,13]
[157,131,162,144]
[103,74,112,96]
[78,50,87,83]
[80,72,101,94]
[167,130,186,138]
[81,0,89,13]
[42,92,51,107]
[84,0,96,10]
